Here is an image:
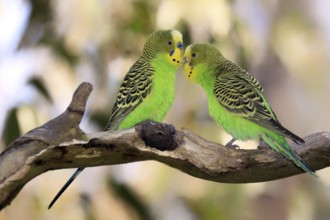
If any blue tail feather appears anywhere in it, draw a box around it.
[48,167,84,209]
[261,133,317,178]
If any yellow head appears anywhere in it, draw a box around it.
[182,43,223,83]
[169,30,184,67]
[182,45,197,82]
[142,29,183,67]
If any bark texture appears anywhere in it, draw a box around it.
[0,82,329,210]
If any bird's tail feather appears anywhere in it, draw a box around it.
[261,133,317,178]
[281,126,305,145]
[48,167,85,209]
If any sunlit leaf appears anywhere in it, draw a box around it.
[124,0,153,34]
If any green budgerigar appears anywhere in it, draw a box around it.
[182,43,316,177]
[48,30,183,209]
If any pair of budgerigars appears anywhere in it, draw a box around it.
[48,29,316,209]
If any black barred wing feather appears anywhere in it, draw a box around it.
[237,70,263,93]
[214,72,304,144]
[105,60,153,131]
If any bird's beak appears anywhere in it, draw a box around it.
[182,56,189,64]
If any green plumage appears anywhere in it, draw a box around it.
[183,43,316,177]
[106,51,178,130]
[48,30,183,209]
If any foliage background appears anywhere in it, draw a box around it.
[1,0,330,219]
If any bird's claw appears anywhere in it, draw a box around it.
[226,143,240,149]
[257,140,268,150]
[225,138,240,149]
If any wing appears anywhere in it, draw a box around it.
[105,60,153,131]
[214,71,304,143]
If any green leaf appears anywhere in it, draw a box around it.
[89,110,110,130]
[28,77,53,103]
[2,108,21,147]
[107,177,153,220]
[40,37,80,66]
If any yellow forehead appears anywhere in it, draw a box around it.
[184,45,192,57]
[171,30,182,43]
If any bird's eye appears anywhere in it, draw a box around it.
[168,41,172,45]
[192,53,196,58]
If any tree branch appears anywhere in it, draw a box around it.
[0,82,329,210]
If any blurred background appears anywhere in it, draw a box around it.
[0,0,330,219]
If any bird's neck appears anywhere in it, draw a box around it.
[151,53,177,75]
[194,64,216,95]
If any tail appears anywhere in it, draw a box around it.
[49,117,117,209]
[48,167,84,209]
[281,126,305,145]
[261,133,317,178]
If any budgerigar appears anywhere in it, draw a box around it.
[182,43,316,177]
[48,30,183,209]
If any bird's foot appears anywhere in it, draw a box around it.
[226,138,240,149]
[257,139,269,150]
